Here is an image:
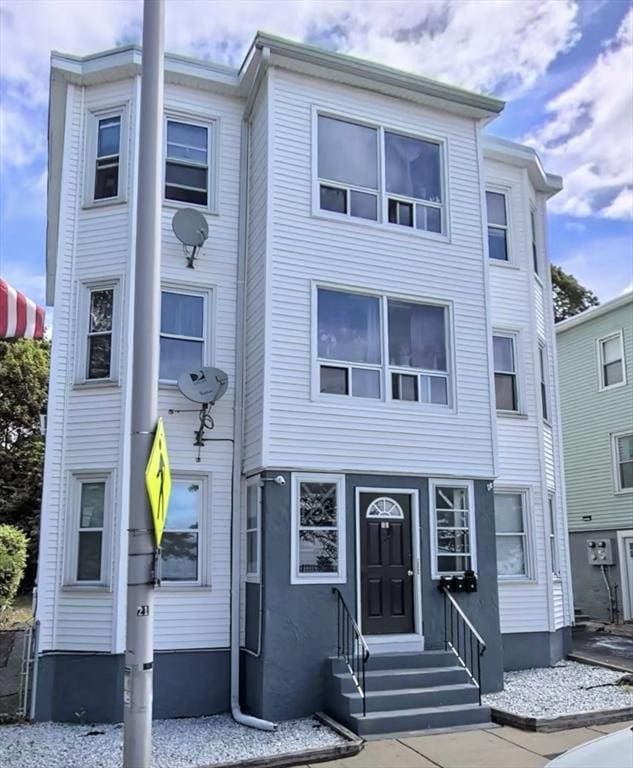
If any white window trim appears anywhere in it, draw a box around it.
[492,329,525,417]
[538,341,551,424]
[530,206,541,278]
[429,478,477,579]
[612,431,633,495]
[163,111,219,214]
[312,281,456,411]
[159,473,210,588]
[245,477,262,583]
[597,331,627,392]
[548,492,561,578]
[311,107,451,243]
[485,187,512,265]
[159,283,214,386]
[83,103,129,207]
[494,487,535,582]
[74,278,123,386]
[63,470,114,589]
[290,473,346,585]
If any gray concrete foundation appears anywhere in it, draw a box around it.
[502,626,572,670]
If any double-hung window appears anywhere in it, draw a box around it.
[316,288,451,405]
[291,474,345,584]
[317,115,444,234]
[493,334,519,413]
[86,286,115,381]
[85,106,128,205]
[245,481,261,581]
[598,332,626,389]
[159,289,207,383]
[495,491,529,578]
[548,494,560,576]
[165,120,210,207]
[431,481,475,577]
[161,479,202,583]
[530,209,539,275]
[613,432,633,492]
[486,191,508,261]
[538,342,549,421]
[66,473,111,586]
[94,116,121,200]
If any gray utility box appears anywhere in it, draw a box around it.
[586,538,614,566]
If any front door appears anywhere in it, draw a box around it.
[360,492,414,635]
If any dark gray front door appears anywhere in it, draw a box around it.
[359,492,414,635]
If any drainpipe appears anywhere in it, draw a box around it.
[230,46,274,731]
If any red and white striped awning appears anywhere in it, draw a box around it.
[0,278,46,340]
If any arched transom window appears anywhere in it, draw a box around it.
[366,497,404,519]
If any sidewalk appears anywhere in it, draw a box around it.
[296,720,633,768]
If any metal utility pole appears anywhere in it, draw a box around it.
[123,1,164,766]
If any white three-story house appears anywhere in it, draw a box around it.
[35,34,572,735]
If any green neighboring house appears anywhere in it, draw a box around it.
[556,293,633,622]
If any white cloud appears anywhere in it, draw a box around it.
[622,281,633,295]
[526,9,633,220]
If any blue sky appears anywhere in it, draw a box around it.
[1,0,632,316]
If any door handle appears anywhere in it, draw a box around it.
[407,570,414,576]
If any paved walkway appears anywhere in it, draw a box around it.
[571,627,633,671]
[298,720,633,768]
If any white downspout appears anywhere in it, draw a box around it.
[230,47,275,731]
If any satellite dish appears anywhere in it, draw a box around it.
[177,367,228,405]
[172,208,209,268]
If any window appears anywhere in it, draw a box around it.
[66,473,111,586]
[493,334,519,412]
[316,114,445,234]
[613,432,633,492]
[431,481,475,577]
[246,481,261,580]
[165,120,209,206]
[538,343,549,421]
[86,287,115,380]
[486,191,508,261]
[159,289,206,382]
[316,288,451,406]
[598,332,626,389]
[291,474,345,583]
[530,209,539,274]
[94,116,121,200]
[161,480,201,582]
[548,494,560,576]
[495,492,529,578]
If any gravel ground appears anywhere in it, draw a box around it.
[0,714,347,768]
[483,660,633,718]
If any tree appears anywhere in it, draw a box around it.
[551,264,599,323]
[0,339,50,590]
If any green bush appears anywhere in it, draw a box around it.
[0,525,28,614]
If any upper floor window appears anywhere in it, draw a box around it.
[486,191,508,261]
[165,120,209,207]
[95,116,121,200]
[613,432,633,493]
[159,289,207,383]
[161,479,202,582]
[431,481,475,577]
[77,281,120,384]
[493,333,519,413]
[495,491,530,579]
[598,332,625,390]
[538,342,549,421]
[317,114,444,234]
[316,287,450,406]
[530,209,539,275]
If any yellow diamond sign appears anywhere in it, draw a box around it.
[145,417,172,547]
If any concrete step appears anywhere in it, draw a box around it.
[366,650,457,671]
[333,665,471,693]
[341,683,480,714]
[349,702,491,737]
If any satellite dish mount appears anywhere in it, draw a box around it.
[168,367,229,461]
[172,208,209,269]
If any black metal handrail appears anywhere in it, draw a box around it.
[441,587,486,703]
[332,587,370,716]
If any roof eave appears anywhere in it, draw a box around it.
[483,135,562,197]
[555,292,633,333]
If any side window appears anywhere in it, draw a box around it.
[165,120,210,207]
[78,281,119,384]
[548,494,560,576]
[161,479,202,583]
[613,432,633,492]
[65,473,111,586]
[317,115,379,221]
[431,482,475,577]
[291,474,345,584]
[538,342,549,421]
[486,191,508,261]
[95,116,121,200]
[495,491,530,579]
[245,481,261,581]
[85,107,127,205]
[598,332,626,390]
[493,334,519,413]
[530,209,539,275]
[159,289,207,383]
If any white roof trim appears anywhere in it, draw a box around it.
[555,291,633,333]
[483,135,562,196]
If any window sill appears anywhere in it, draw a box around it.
[599,381,627,393]
[498,577,537,585]
[614,488,633,496]
[291,575,346,586]
[61,584,112,593]
[534,272,544,287]
[157,583,211,591]
[489,260,521,271]
[245,575,261,584]
[313,393,457,415]
[496,410,528,420]
[163,199,218,217]
[82,197,128,211]
[73,378,120,390]
[311,208,451,245]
